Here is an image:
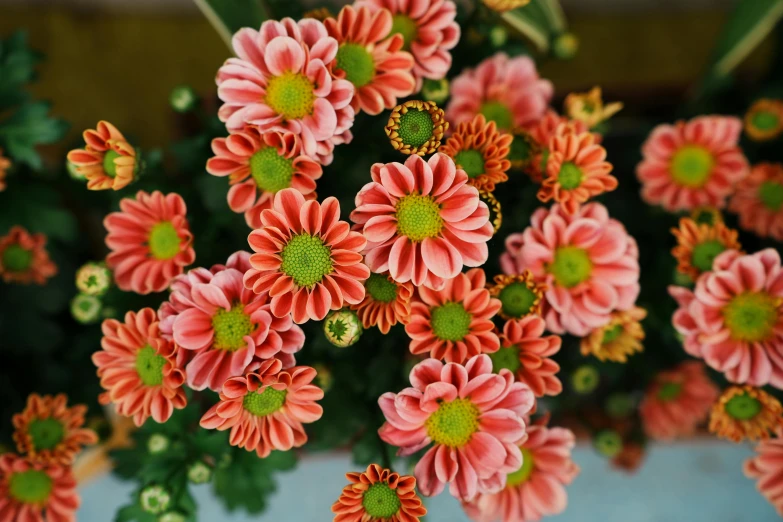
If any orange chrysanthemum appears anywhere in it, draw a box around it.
[563,86,623,129]
[524,109,594,183]
[744,99,783,141]
[580,306,647,363]
[0,226,58,285]
[670,217,741,280]
[0,148,10,191]
[488,272,546,320]
[331,464,427,522]
[538,127,617,215]
[709,386,783,443]
[0,454,80,522]
[351,272,414,334]
[67,120,140,191]
[440,114,513,192]
[12,394,98,466]
[729,163,783,241]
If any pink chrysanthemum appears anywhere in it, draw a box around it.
[745,428,783,517]
[206,127,322,229]
[446,53,553,133]
[462,425,579,522]
[670,248,783,389]
[103,190,195,294]
[639,361,719,441]
[351,153,493,291]
[200,358,324,458]
[245,188,370,323]
[636,116,749,211]
[93,308,187,427]
[216,18,355,165]
[510,202,640,336]
[324,5,416,115]
[405,268,501,363]
[379,354,535,501]
[0,454,79,522]
[355,0,459,89]
[729,163,783,241]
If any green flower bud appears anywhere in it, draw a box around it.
[71,294,102,324]
[169,85,198,113]
[572,365,599,394]
[187,460,212,484]
[324,309,362,348]
[140,485,170,515]
[421,78,450,105]
[489,25,508,48]
[76,261,112,296]
[553,32,579,60]
[147,433,170,454]
[593,429,623,458]
[158,513,187,522]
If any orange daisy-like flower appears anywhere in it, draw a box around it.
[538,127,618,215]
[0,454,79,522]
[0,226,58,285]
[67,120,140,191]
[331,464,427,522]
[0,148,10,191]
[729,163,783,241]
[440,114,513,191]
[488,272,546,320]
[524,109,594,183]
[709,385,783,443]
[670,217,741,280]
[580,306,647,363]
[405,268,501,363]
[563,86,623,129]
[12,394,97,466]
[744,99,783,141]
[351,272,414,334]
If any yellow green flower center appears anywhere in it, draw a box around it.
[498,282,537,318]
[397,109,435,148]
[691,239,725,273]
[103,149,121,178]
[488,345,521,374]
[601,324,624,344]
[722,292,779,342]
[365,273,398,303]
[572,365,599,393]
[548,246,593,289]
[594,430,622,457]
[2,244,33,272]
[454,149,486,178]
[249,146,294,193]
[28,418,65,451]
[390,14,418,51]
[657,381,682,401]
[265,71,315,121]
[430,302,472,342]
[725,392,763,420]
[480,100,513,131]
[361,482,402,519]
[506,447,534,487]
[9,470,53,504]
[148,221,182,260]
[425,398,480,447]
[335,43,376,89]
[243,387,287,417]
[280,234,334,287]
[395,194,443,242]
[212,304,255,351]
[751,110,780,131]
[558,161,584,189]
[759,181,783,211]
[670,145,714,188]
[135,345,167,385]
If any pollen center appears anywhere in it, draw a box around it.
[135,345,167,385]
[601,324,624,344]
[759,181,783,211]
[365,273,398,303]
[425,398,480,447]
[670,145,714,188]
[557,161,584,189]
[430,302,472,342]
[751,111,780,131]
[28,418,65,451]
[498,282,538,318]
[335,43,376,88]
[489,345,521,374]
[280,234,333,287]
[725,392,762,420]
[2,244,33,272]
[148,221,182,260]
[548,246,593,289]
[212,304,255,351]
[361,482,402,519]
[249,146,294,193]
[395,194,443,242]
[390,14,418,51]
[103,149,121,178]
[9,470,53,504]
[657,381,682,401]
[265,71,315,121]
[480,100,513,131]
[454,149,486,179]
[722,292,779,342]
[397,109,435,148]
[243,387,287,417]
[691,239,725,273]
[506,447,534,487]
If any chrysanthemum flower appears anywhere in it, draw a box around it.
[351,153,493,290]
[492,316,563,398]
[66,121,140,191]
[670,217,741,280]
[355,0,459,89]
[744,99,783,141]
[729,163,783,241]
[12,394,97,466]
[385,100,448,156]
[0,148,10,191]
[744,429,783,516]
[245,188,369,323]
[523,110,594,183]
[538,127,617,214]
[563,87,623,129]
[93,308,187,426]
[462,425,579,522]
[324,5,416,115]
[709,386,783,443]
[636,116,749,211]
[0,454,79,522]
[350,272,414,334]
[303,7,333,21]
[384,362,534,500]
[670,248,783,388]
[206,127,322,229]
[580,307,647,363]
[405,269,501,363]
[639,361,719,441]
[481,0,530,12]
[0,226,57,285]
[440,114,513,192]
[488,272,545,321]
[216,18,355,165]
[515,202,640,336]
[200,358,324,457]
[331,464,427,522]
[499,232,526,276]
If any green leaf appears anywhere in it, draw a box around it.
[501,0,567,53]
[0,102,68,169]
[192,0,267,48]
[0,31,41,110]
[114,504,156,522]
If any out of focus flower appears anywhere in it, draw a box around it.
[71,293,103,324]
[440,114,513,191]
[0,226,58,285]
[0,148,10,191]
[611,442,646,474]
[422,78,450,104]
[303,7,332,20]
[481,0,530,12]
[572,365,599,394]
[67,121,140,191]
[140,485,170,514]
[593,429,623,458]
[0,454,79,522]
[671,217,741,280]
[690,206,723,226]
[351,273,413,334]
[331,464,427,522]
[187,461,213,484]
[580,307,647,363]
[709,386,783,443]
[744,429,783,516]
[494,315,562,397]
[169,85,198,113]
[744,99,783,141]
[729,163,783,241]
[385,100,448,155]
[159,513,187,522]
[75,261,112,296]
[488,272,545,320]
[324,309,363,347]
[564,87,622,129]
[147,434,170,454]
[552,33,579,60]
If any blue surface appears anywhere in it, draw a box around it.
[79,442,779,521]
